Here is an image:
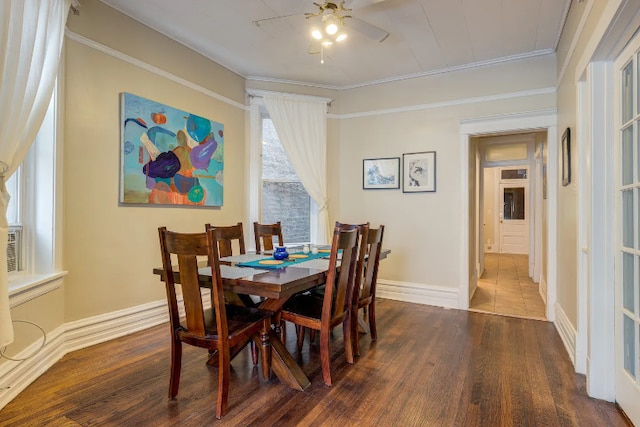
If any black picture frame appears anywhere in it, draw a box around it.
[362,157,400,189]
[402,151,436,193]
[562,127,571,186]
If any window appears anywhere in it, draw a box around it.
[6,82,60,283]
[6,170,22,273]
[501,169,528,180]
[261,115,314,243]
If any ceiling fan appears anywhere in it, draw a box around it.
[253,0,390,46]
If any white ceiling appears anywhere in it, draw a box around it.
[98,0,571,89]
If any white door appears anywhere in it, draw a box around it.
[499,182,528,254]
[614,35,640,425]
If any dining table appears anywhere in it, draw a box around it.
[153,247,390,391]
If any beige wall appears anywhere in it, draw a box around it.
[63,0,247,321]
[337,56,555,289]
[554,0,612,327]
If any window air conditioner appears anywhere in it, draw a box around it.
[7,227,21,273]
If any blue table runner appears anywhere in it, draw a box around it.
[236,251,331,270]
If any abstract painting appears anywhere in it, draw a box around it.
[403,151,436,193]
[363,157,400,189]
[119,93,224,206]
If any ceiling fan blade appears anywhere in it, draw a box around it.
[308,40,321,54]
[345,17,389,42]
[348,0,387,9]
[252,13,302,27]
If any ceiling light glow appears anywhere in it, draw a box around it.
[325,23,338,35]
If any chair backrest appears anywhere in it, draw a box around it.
[253,221,284,254]
[335,222,369,300]
[322,225,360,329]
[158,226,229,346]
[360,225,385,302]
[206,222,246,258]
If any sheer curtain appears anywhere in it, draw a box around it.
[0,0,70,347]
[263,94,330,244]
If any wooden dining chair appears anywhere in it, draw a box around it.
[207,222,262,364]
[158,226,272,418]
[280,225,360,386]
[207,222,246,258]
[253,221,284,254]
[352,225,385,356]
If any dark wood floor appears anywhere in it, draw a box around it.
[0,299,630,426]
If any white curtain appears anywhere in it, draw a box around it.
[0,0,70,347]
[263,95,330,244]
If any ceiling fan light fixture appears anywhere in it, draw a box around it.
[311,29,323,40]
[325,22,338,35]
[336,33,347,42]
[322,40,333,46]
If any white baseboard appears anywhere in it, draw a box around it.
[554,303,576,367]
[0,326,66,410]
[0,291,211,410]
[64,300,169,354]
[376,279,459,309]
[539,276,548,304]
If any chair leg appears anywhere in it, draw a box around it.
[216,346,231,419]
[369,301,377,341]
[296,325,306,353]
[260,320,271,380]
[343,313,354,364]
[320,327,332,386]
[250,341,258,365]
[353,307,361,357]
[309,329,316,342]
[169,336,182,399]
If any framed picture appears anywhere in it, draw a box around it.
[562,127,571,186]
[363,157,401,189]
[119,92,224,206]
[403,151,436,193]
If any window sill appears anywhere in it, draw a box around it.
[8,271,68,308]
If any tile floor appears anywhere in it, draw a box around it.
[469,253,546,320]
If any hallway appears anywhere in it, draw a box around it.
[470,253,546,320]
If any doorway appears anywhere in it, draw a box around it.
[469,134,547,319]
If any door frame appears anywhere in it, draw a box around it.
[573,0,640,403]
[459,110,558,321]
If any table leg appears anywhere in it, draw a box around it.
[258,298,311,391]
[268,329,310,390]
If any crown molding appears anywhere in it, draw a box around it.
[64,29,248,111]
[339,88,556,120]
[247,49,555,91]
[246,89,332,104]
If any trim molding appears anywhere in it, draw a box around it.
[248,49,555,91]
[0,291,211,410]
[8,272,67,308]
[246,88,332,104]
[376,279,459,309]
[338,88,556,120]
[64,29,247,111]
[64,30,556,121]
[0,326,66,410]
[557,0,594,85]
[539,276,548,304]
[554,303,577,367]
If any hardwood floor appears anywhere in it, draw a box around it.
[0,299,629,426]
[470,253,546,320]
